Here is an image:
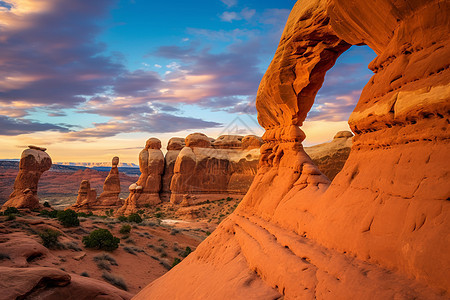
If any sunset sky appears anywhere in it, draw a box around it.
[0,0,376,163]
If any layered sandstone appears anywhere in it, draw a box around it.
[304,130,353,180]
[118,138,164,215]
[169,133,261,204]
[136,0,450,299]
[2,146,52,210]
[96,156,122,206]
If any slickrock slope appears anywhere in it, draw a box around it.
[1,146,52,210]
[135,0,450,299]
[304,131,353,180]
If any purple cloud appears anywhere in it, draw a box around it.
[0,115,70,136]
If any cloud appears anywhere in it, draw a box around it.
[0,0,123,108]
[220,8,255,22]
[0,115,70,135]
[62,113,222,141]
[220,0,237,8]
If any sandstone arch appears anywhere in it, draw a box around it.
[135,0,450,298]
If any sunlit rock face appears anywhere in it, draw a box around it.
[169,133,262,204]
[117,138,164,215]
[135,0,450,299]
[2,146,52,210]
[96,156,122,206]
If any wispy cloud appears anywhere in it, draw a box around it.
[220,0,237,8]
[220,8,255,22]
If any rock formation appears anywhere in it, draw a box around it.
[69,180,97,210]
[1,146,52,210]
[304,130,353,180]
[117,138,164,214]
[135,0,450,299]
[96,156,122,206]
[161,138,185,200]
[169,133,261,204]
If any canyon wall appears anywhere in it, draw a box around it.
[135,0,450,299]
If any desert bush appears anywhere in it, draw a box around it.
[94,253,118,266]
[180,246,192,258]
[154,212,163,219]
[65,241,82,251]
[123,247,136,255]
[82,229,120,251]
[172,257,181,268]
[117,215,128,222]
[77,211,93,218]
[6,214,16,221]
[57,209,80,227]
[39,229,62,249]
[170,229,179,235]
[102,272,127,291]
[39,210,58,218]
[136,209,144,215]
[128,213,142,223]
[119,224,131,234]
[4,207,20,215]
[43,201,51,208]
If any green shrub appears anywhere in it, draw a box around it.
[77,211,93,218]
[128,213,142,223]
[57,209,80,227]
[83,229,120,251]
[136,209,144,214]
[43,201,51,208]
[4,207,20,215]
[119,224,131,234]
[39,210,58,218]
[117,215,128,222]
[180,246,192,258]
[154,212,163,219]
[39,229,62,249]
[172,257,181,268]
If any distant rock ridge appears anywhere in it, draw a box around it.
[55,161,139,168]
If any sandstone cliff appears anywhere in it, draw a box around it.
[135,0,450,299]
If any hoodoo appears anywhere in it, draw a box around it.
[135,0,450,299]
[97,156,122,206]
[2,146,52,210]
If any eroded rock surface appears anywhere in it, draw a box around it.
[70,180,97,210]
[2,146,52,210]
[135,0,450,299]
[97,156,122,206]
[161,138,185,199]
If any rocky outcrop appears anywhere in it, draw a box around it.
[161,138,185,200]
[136,0,450,299]
[1,146,52,210]
[96,156,122,206]
[304,130,353,180]
[69,180,97,210]
[0,267,132,299]
[117,138,164,214]
[169,133,261,204]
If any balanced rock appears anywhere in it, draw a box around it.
[96,156,122,206]
[136,0,450,299]
[2,146,52,210]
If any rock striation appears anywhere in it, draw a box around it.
[2,146,52,210]
[135,0,450,299]
[161,138,185,199]
[96,156,122,206]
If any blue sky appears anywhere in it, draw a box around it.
[0,0,375,162]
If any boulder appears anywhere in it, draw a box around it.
[2,146,52,210]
